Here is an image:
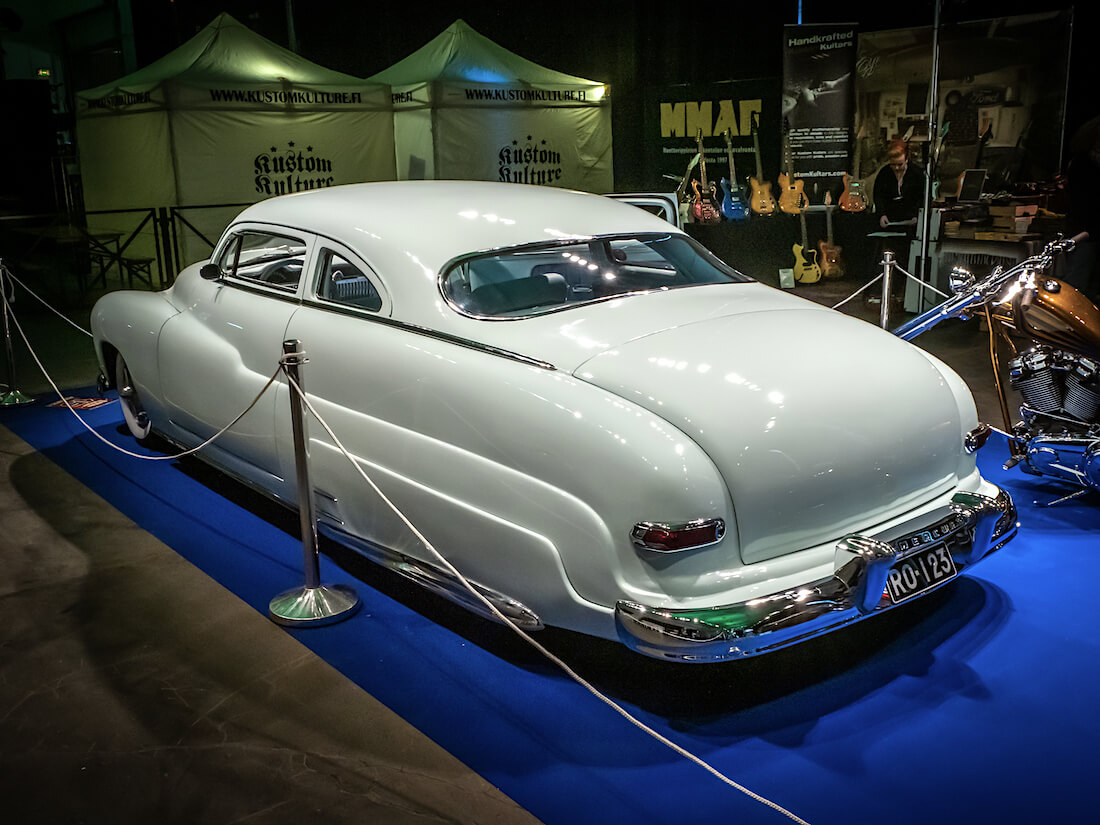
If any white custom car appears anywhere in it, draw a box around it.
[92,181,1016,662]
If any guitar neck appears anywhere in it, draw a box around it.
[826,206,834,243]
[800,210,809,247]
[782,119,795,178]
[753,132,764,179]
[696,132,710,189]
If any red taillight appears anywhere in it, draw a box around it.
[631,518,725,552]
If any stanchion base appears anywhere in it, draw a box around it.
[1,389,34,406]
[269,583,361,627]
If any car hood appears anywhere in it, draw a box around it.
[572,301,968,564]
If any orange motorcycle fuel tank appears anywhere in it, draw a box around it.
[1013,277,1100,359]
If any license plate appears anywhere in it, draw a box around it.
[884,543,958,604]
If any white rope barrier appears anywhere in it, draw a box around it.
[831,263,949,312]
[285,372,813,825]
[1,288,280,461]
[3,274,811,823]
[832,273,883,310]
[892,262,950,300]
[0,262,93,338]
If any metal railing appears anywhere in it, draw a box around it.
[0,202,253,297]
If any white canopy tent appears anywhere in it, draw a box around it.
[368,20,612,193]
[75,12,395,270]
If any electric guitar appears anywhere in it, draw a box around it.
[691,129,721,224]
[719,128,750,222]
[748,112,777,216]
[793,207,822,284]
[839,125,868,212]
[818,195,844,279]
[777,118,808,215]
[666,152,699,204]
[662,152,700,225]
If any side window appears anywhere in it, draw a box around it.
[225,231,308,291]
[316,249,382,312]
[216,235,240,274]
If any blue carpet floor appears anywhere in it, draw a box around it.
[4,393,1099,825]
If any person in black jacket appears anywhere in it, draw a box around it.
[873,139,926,230]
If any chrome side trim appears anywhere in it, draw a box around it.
[297,306,559,371]
[156,426,540,629]
[317,522,544,631]
[615,487,1017,662]
[158,425,292,502]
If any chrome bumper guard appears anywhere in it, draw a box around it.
[615,488,1017,662]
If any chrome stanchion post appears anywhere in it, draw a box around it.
[0,260,33,406]
[269,339,360,627]
[879,250,895,330]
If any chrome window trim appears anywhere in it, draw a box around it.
[218,278,305,306]
[309,244,388,315]
[437,232,752,322]
[210,224,313,300]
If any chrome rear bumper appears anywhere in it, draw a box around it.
[615,488,1017,662]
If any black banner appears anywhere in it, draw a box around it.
[782,24,857,205]
[643,78,782,198]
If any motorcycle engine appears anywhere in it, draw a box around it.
[1009,345,1100,490]
[1010,345,1100,427]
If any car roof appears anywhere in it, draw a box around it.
[233,181,683,283]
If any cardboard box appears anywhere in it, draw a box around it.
[989,203,1039,217]
[991,216,1033,232]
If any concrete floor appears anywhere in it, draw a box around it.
[0,260,1008,824]
[0,289,543,822]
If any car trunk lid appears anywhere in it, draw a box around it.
[574,307,965,564]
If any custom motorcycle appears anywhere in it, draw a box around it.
[894,232,1100,503]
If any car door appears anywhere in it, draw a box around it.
[157,224,315,494]
[278,238,416,528]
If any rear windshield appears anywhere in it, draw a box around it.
[441,233,750,318]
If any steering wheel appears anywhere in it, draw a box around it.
[259,259,303,285]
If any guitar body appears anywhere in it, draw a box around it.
[719,178,750,222]
[749,177,776,215]
[792,243,822,284]
[838,174,868,212]
[691,129,721,224]
[691,179,721,224]
[777,173,807,215]
[720,129,750,223]
[748,115,776,216]
[817,239,844,279]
